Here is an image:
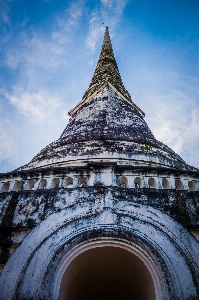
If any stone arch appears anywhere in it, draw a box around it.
[175,179,183,190]
[13,181,22,192]
[0,201,198,300]
[26,179,35,190]
[65,177,73,188]
[134,177,143,188]
[120,176,128,188]
[162,178,170,189]
[51,178,60,189]
[38,179,47,189]
[188,181,197,191]
[148,177,157,189]
[57,241,157,300]
[1,182,10,193]
[79,177,88,187]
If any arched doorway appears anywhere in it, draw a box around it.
[1,204,198,300]
[58,244,156,300]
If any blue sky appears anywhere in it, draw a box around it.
[0,0,199,172]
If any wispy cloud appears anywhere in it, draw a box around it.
[86,0,129,51]
[183,109,199,167]
[52,0,83,43]
[151,109,184,154]
[0,0,12,24]
[0,0,84,172]
[68,1,82,26]
[3,88,61,119]
[4,1,84,71]
[56,2,82,29]
[148,89,199,168]
[101,0,129,14]
[0,102,15,163]
[86,14,104,51]
[0,85,69,171]
[0,126,13,160]
[5,33,67,70]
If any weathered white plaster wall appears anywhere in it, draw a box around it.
[0,199,199,299]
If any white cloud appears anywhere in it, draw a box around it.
[151,111,184,154]
[0,130,13,160]
[100,0,110,6]
[51,31,70,45]
[3,88,61,119]
[0,1,84,171]
[183,109,199,167]
[6,33,67,70]
[4,1,84,71]
[86,14,104,51]
[0,0,12,24]
[147,93,199,169]
[53,1,82,33]
[86,0,129,51]
[68,2,82,25]
[0,85,70,172]
[101,0,129,13]
[0,112,16,166]
[51,4,82,44]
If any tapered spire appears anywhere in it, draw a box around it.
[82,26,131,101]
[68,26,144,117]
[103,25,111,43]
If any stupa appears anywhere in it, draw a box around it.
[0,27,199,300]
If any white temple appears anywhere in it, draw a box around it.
[0,27,199,300]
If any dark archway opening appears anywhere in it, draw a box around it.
[59,246,156,300]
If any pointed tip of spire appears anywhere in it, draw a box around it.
[81,24,132,104]
[103,26,111,43]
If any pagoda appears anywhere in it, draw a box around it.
[0,27,199,300]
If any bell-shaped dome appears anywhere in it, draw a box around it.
[17,27,197,172]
